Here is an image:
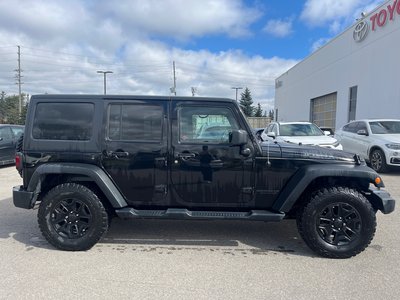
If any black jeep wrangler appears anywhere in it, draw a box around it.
[13,95,395,258]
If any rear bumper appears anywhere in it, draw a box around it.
[369,188,395,214]
[13,185,35,209]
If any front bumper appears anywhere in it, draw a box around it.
[385,149,400,166]
[13,185,35,209]
[368,187,395,214]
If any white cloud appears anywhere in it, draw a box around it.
[300,0,363,26]
[263,18,294,38]
[301,0,384,33]
[310,38,331,52]
[0,0,298,116]
[329,20,341,34]
[301,0,385,51]
[94,0,262,39]
[351,0,385,20]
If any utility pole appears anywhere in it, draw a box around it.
[97,71,113,94]
[231,87,242,102]
[172,61,176,96]
[15,45,23,114]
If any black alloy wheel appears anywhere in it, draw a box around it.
[317,202,361,246]
[50,198,92,239]
[38,183,108,251]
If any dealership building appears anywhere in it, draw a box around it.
[275,0,400,130]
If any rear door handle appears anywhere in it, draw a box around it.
[106,150,129,158]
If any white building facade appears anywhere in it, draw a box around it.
[275,0,400,130]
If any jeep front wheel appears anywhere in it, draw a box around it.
[38,183,108,251]
[297,187,376,258]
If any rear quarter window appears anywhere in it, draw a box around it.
[32,103,94,140]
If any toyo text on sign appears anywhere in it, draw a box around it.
[370,0,400,31]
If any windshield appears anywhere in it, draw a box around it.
[369,121,400,134]
[279,123,324,136]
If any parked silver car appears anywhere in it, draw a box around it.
[261,122,342,149]
[335,119,400,172]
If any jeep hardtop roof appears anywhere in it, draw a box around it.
[30,94,236,103]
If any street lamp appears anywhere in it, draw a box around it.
[97,70,113,94]
[231,87,243,102]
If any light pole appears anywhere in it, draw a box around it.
[231,87,242,102]
[97,71,113,94]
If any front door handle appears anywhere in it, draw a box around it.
[177,152,196,159]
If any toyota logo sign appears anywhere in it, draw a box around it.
[353,20,369,42]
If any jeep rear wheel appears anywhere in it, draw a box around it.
[297,187,376,258]
[38,183,108,251]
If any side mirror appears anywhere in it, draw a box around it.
[230,130,248,146]
[323,131,331,136]
[357,129,368,136]
[267,132,276,139]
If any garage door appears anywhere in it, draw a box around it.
[310,92,337,130]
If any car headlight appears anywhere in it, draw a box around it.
[332,141,340,147]
[385,143,400,150]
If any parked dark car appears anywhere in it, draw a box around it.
[0,124,24,165]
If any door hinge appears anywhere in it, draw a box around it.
[155,157,167,168]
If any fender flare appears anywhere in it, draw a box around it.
[27,163,128,208]
[272,164,382,212]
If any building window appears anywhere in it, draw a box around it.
[310,92,337,130]
[348,86,358,122]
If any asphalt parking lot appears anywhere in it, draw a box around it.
[0,166,399,300]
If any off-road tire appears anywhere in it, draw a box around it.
[38,183,108,251]
[297,187,376,259]
[370,149,388,173]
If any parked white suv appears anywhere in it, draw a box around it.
[335,119,400,172]
[261,122,343,150]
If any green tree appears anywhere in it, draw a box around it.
[239,87,255,117]
[254,103,263,117]
[0,94,27,125]
[268,109,275,120]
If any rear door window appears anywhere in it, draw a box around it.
[343,122,358,133]
[107,104,163,142]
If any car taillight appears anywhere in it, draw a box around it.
[15,153,22,171]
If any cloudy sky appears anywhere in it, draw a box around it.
[0,0,384,113]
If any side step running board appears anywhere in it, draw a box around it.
[115,208,285,221]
